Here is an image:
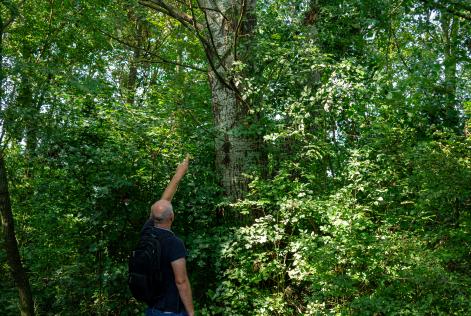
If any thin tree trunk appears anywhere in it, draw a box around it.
[124,7,148,106]
[126,23,143,105]
[18,73,38,157]
[440,12,460,130]
[0,13,35,316]
[0,154,35,316]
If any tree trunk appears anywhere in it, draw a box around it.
[440,12,460,130]
[202,0,260,200]
[0,154,35,316]
[209,70,261,200]
[140,0,262,201]
[0,13,35,316]
[18,73,38,156]
[126,17,145,105]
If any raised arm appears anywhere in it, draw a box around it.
[161,154,190,202]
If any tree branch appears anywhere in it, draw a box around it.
[391,27,412,74]
[0,0,25,31]
[139,0,248,107]
[187,1,239,94]
[420,0,471,21]
[195,0,226,71]
[233,0,246,60]
[97,27,206,72]
[138,0,204,30]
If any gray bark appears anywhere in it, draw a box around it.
[202,0,260,200]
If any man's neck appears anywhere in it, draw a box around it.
[155,224,172,231]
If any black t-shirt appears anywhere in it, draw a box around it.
[141,219,188,312]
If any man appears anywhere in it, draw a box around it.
[141,155,194,316]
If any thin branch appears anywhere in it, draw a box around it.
[139,0,214,68]
[191,0,247,103]
[234,0,248,60]
[187,1,238,94]
[197,1,241,73]
[139,0,204,30]
[177,104,216,137]
[141,58,205,72]
[97,27,206,72]
[196,2,231,25]
[139,0,235,93]
[188,0,213,53]
[391,26,413,74]
[0,0,25,31]
[139,0,249,108]
[195,0,225,71]
[0,124,6,145]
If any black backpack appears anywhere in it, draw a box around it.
[128,232,164,305]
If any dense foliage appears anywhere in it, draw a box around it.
[1,0,470,315]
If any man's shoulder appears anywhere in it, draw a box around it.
[160,231,184,246]
[162,232,187,261]
[140,219,155,236]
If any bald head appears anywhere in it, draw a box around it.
[151,200,174,227]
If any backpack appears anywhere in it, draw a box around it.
[128,232,164,305]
